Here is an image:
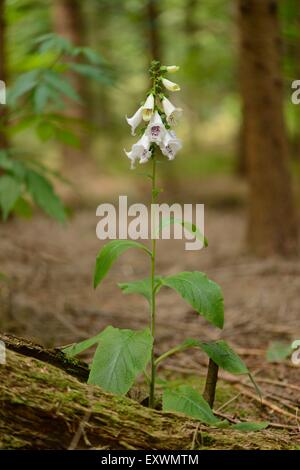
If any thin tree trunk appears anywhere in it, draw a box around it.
[238,0,298,256]
[52,0,86,165]
[52,0,85,121]
[0,0,8,149]
[203,359,219,408]
[146,0,162,62]
[280,0,300,160]
[236,112,248,176]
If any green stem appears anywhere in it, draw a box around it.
[149,149,157,408]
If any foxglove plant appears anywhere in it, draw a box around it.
[64,62,261,428]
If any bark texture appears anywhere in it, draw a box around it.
[52,0,86,163]
[0,348,199,450]
[203,359,219,408]
[0,335,297,450]
[238,0,298,256]
[0,0,8,149]
[146,0,162,62]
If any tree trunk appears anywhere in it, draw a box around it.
[52,0,86,165]
[52,0,85,116]
[237,0,298,256]
[146,0,162,62]
[0,0,8,149]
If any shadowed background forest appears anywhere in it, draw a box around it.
[1,0,300,449]
[2,0,300,256]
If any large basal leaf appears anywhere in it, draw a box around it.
[118,276,162,304]
[94,240,151,288]
[198,340,248,375]
[0,175,22,220]
[162,385,220,425]
[88,326,153,395]
[26,169,66,223]
[162,271,224,329]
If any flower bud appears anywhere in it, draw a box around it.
[162,78,180,92]
[166,65,179,73]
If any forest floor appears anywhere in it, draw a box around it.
[1,173,300,449]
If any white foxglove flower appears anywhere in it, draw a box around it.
[126,106,143,136]
[162,97,182,126]
[160,130,182,160]
[142,94,154,122]
[162,78,180,92]
[124,133,151,169]
[147,111,166,143]
[166,65,179,73]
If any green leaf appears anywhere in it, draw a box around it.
[36,121,56,141]
[162,271,224,329]
[55,128,80,148]
[88,326,153,395]
[157,217,208,248]
[34,84,53,113]
[36,33,72,54]
[7,115,38,136]
[118,276,162,304]
[7,70,39,106]
[0,175,22,220]
[0,153,25,180]
[68,63,108,83]
[72,47,104,65]
[162,385,220,425]
[292,340,300,349]
[63,333,102,357]
[26,170,66,223]
[13,197,32,219]
[266,342,293,363]
[94,240,151,288]
[44,70,81,103]
[198,340,248,375]
[232,421,269,432]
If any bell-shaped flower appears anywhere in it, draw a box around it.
[126,106,143,136]
[147,111,166,144]
[166,65,179,73]
[160,130,182,160]
[162,97,182,126]
[142,94,154,122]
[162,78,180,92]
[124,132,151,169]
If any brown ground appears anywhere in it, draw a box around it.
[1,174,300,446]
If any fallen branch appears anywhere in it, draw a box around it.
[0,332,89,382]
[1,338,299,450]
[0,348,201,450]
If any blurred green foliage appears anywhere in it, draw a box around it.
[0,1,113,220]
